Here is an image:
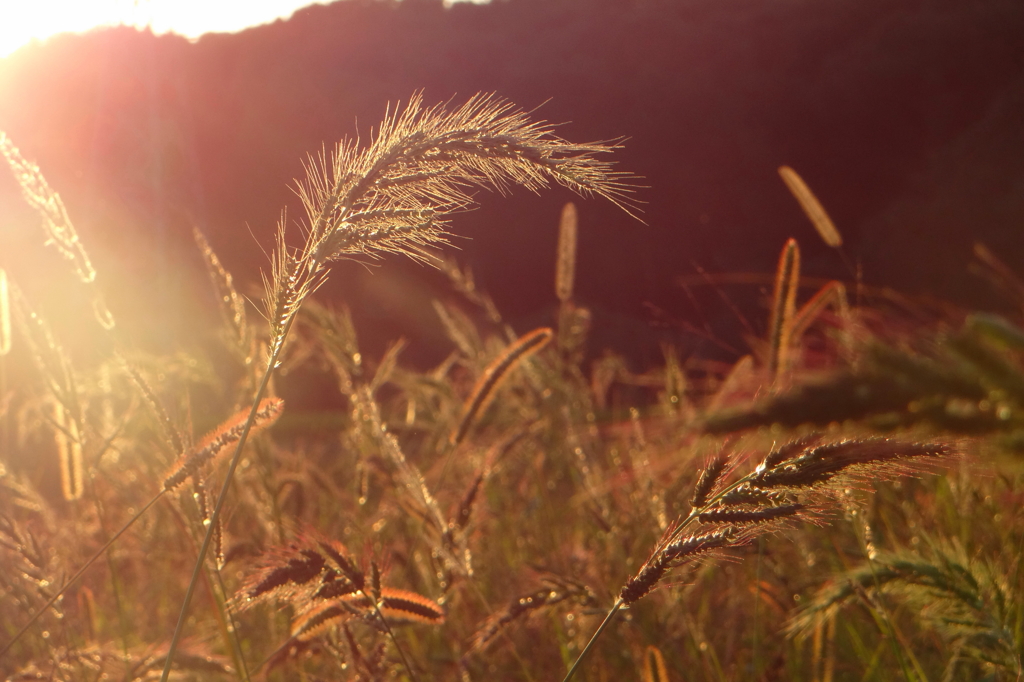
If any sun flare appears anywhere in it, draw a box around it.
[0,0,328,58]
[0,0,491,58]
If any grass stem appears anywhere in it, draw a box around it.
[561,599,624,682]
[158,313,293,681]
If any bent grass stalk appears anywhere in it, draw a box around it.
[158,93,636,679]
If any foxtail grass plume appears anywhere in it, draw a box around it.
[556,201,578,303]
[193,227,251,358]
[122,361,186,458]
[189,479,222,569]
[469,578,595,653]
[10,284,77,410]
[54,401,83,500]
[620,528,735,605]
[291,588,445,640]
[2,131,115,330]
[163,397,284,491]
[788,542,1017,674]
[237,533,443,650]
[642,645,669,682]
[778,165,842,248]
[298,93,637,268]
[0,132,96,283]
[451,327,553,445]
[690,452,729,509]
[767,238,801,380]
[564,436,953,682]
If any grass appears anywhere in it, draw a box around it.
[2,94,1024,682]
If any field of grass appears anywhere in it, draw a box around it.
[2,95,1023,682]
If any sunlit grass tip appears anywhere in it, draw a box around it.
[556,201,578,303]
[778,165,842,248]
[450,327,553,445]
[767,238,800,380]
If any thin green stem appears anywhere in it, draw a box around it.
[173,492,253,682]
[363,590,419,682]
[208,563,253,682]
[561,599,623,682]
[159,312,295,682]
[561,463,755,680]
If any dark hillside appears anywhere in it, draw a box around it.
[0,0,1021,366]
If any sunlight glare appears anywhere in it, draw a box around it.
[0,0,328,58]
[0,0,492,59]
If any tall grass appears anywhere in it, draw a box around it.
[1,94,1023,682]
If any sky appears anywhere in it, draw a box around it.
[0,0,486,58]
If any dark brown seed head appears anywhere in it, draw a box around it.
[248,547,326,599]
[754,439,950,489]
[380,589,446,624]
[319,540,365,592]
[661,529,734,563]
[454,472,485,531]
[720,485,788,507]
[690,453,729,509]
[620,553,671,605]
[292,603,349,640]
[312,571,360,600]
[758,434,822,473]
[621,530,734,605]
[698,503,804,525]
